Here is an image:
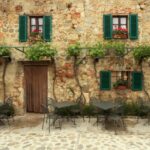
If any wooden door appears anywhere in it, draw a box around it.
[24,61,49,113]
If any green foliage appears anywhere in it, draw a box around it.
[0,103,15,117]
[113,79,128,88]
[133,45,150,63]
[25,42,57,61]
[123,101,140,116]
[0,47,11,57]
[54,101,149,117]
[104,41,126,57]
[82,105,95,116]
[67,42,82,57]
[89,42,105,59]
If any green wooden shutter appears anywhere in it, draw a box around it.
[19,15,28,42]
[103,14,112,39]
[100,71,111,90]
[129,14,138,40]
[132,71,143,91]
[43,16,52,42]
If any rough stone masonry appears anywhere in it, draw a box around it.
[0,0,150,114]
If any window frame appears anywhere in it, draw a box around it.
[112,15,128,39]
[29,16,43,35]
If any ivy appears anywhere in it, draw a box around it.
[89,42,105,60]
[67,42,82,57]
[0,47,11,57]
[133,45,150,63]
[104,41,126,57]
[25,42,57,61]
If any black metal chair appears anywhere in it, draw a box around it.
[90,97,103,124]
[70,95,86,124]
[108,98,126,134]
[41,98,62,132]
[136,98,150,123]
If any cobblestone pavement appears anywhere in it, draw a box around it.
[0,114,150,150]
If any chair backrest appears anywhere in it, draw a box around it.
[48,97,55,105]
[76,95,86,104]
[115,97,126,105]
[114,97,126,116]
[41,104,49,114]
[47,97,56,112]
[5,97,13,105]
[137,97,145,106]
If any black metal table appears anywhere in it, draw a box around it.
[49,101,78,126]
[53,101,77,109]
[91,100,121,128]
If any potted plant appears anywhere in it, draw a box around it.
[113,27,128,39]
[29,29,43,44]
[113,79,128,90]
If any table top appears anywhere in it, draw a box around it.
[51,101,77,109]
[91,100,120,110]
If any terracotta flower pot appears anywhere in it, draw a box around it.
[115,85,127,90]
[113,34,128,39]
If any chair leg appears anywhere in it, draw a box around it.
[59,119,62,130]
[7,118,10,127]
[89,115,91,123]
[49,117,50,133]
[121,118,126,130]
[114,121,117,135]
[42,114,45,129]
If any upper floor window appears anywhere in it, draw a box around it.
[112,16,128,39]
[103,14,138,40]
[30,16,43,34]
[19,15,52,42]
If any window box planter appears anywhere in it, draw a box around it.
[113,34,128,39]
[114,85,128,90]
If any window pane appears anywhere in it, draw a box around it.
[113,25,118,30]
[31,26,36,32]
[39,26,43,33]
[38,18,43,25]
[113,18,119,24]
[121,25,127,29]
[31,18,36,25]
[120,17,127,24]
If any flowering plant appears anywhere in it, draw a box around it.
[30,29,42,37]
[113,27,128,35]
[29,29,43,43]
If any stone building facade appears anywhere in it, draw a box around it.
[0,0,150,114]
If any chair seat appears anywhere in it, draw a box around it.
[109,115,122,121]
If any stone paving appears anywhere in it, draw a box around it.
[0,114,150,150]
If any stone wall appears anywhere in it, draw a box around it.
[0,0,150,114]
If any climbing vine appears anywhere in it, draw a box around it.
[67,43,86,102]
[0,46,11,102]
[133,45,150,100]
[89,42,105,97]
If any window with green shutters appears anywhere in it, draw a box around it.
[103,14,112,39]
[19,15,28,42]
[19,15,52,42]
[103,14,138,40]
[100,71,111,90]
[43,16,52,42]
[129,14,138,40]
[131,71,143,91]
